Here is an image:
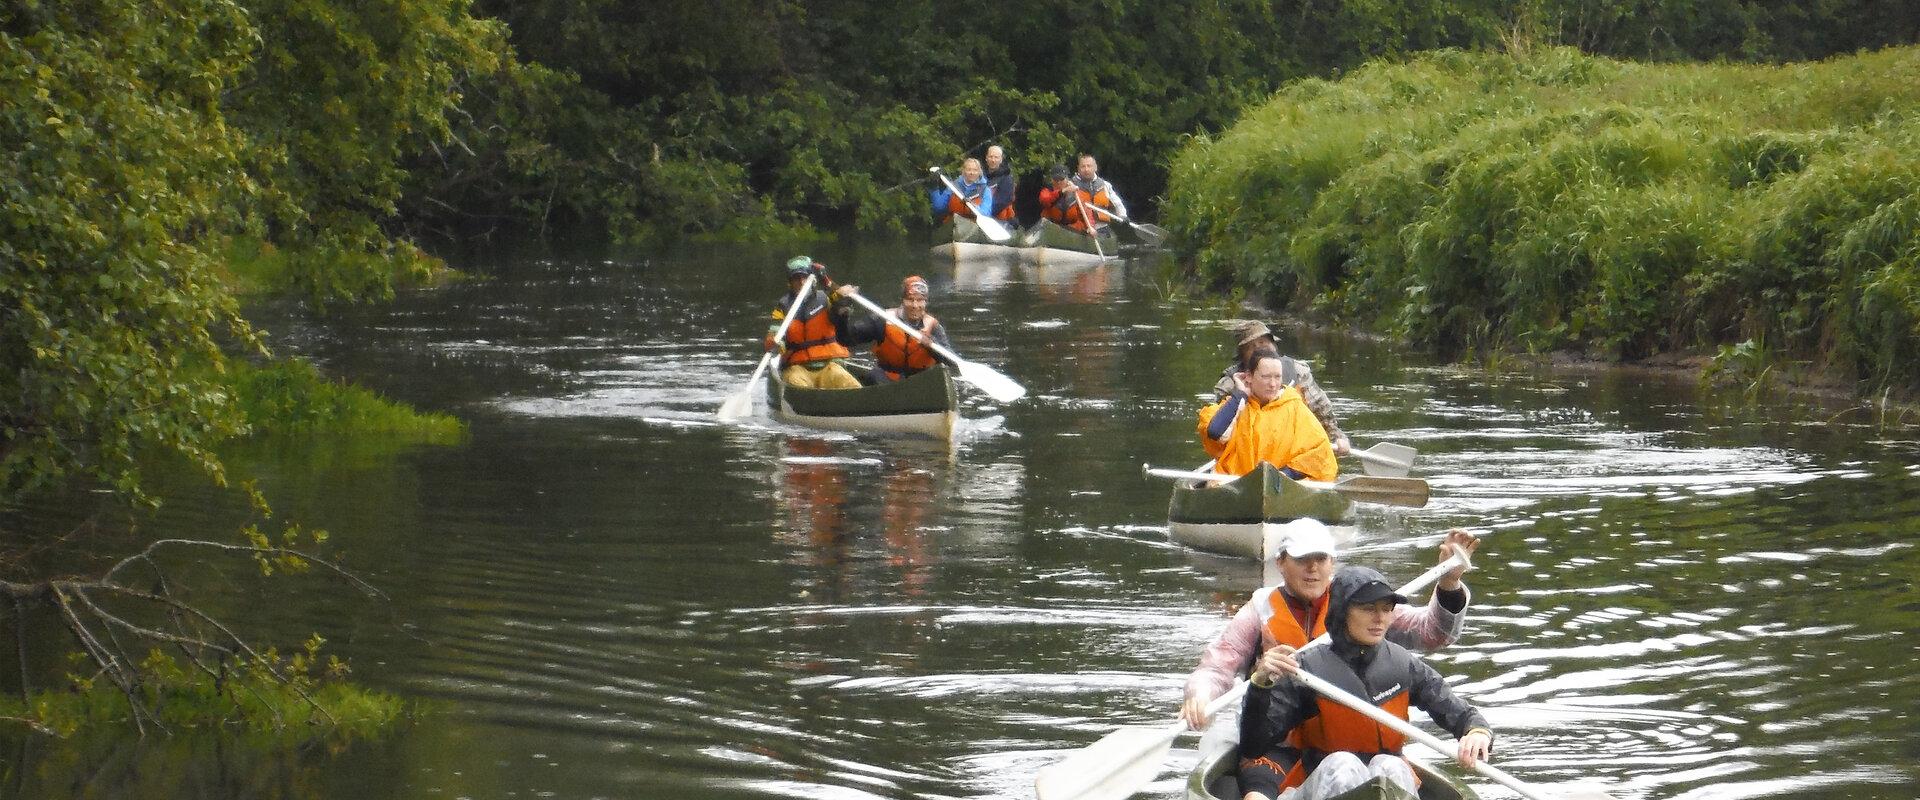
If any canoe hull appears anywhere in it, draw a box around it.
[931,217,1019,263]
[1186,742,1476,800]
[768,363,959,440]
[1022,219,1117,265]
[1167,462,1354,558]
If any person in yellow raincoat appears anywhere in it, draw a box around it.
[1197,351,1339,481]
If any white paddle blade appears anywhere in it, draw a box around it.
[715,389,755,421]
[957,360,1026,402]
[1353,442,1417,478]
[973,213,1012,243]
[1034,726,1178,800]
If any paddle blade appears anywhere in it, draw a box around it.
[1034,725,1178,800]
[716,387,755,421]
[1327,476,1429,508]
[1131,222,1168,246]
[1353,442,1417,478]
[974,213,1013,243]
[957,360,1026,402]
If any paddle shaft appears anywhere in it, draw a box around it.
[1146,465,1366,493]
[841,289,969,372]
[1286,668,1578,800]
[721,274,817,418]
[1076,195,1108,260]
[932,169,1011,242]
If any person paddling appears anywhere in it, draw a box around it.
[842,275,954,383]
[1215,321,1350,456]
[1198,351,1337,480]
[1180,523,1477,730]
[1070,153,1127,223]
[1241,565,1493,800]
[983,145,1017,224]
[931,157,994,224]
[765,256,862,390]
[1037,164,1085,230]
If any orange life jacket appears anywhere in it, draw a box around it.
[945,192,978,220]
[1281,692,1413,790]
[874,312,939,380]
[780,294,850,367]
[1253,587,1331,753]
[994,202,1016,222]
[1042,186,1113,232]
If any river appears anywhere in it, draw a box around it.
[4,238,1919,800]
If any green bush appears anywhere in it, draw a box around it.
[1166,46,1920,392]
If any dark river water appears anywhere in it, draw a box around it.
[5,238,1920,800]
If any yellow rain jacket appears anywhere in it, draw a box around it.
[1196,387,1339,481]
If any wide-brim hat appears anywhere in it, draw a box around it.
[1233,320,1276,347]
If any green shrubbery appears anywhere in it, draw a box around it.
[1165,46,1920,392]
[0,638,403,739]
[228,359,466,442]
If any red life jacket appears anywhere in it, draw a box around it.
[780,294,850,367]
[874,312,939,380]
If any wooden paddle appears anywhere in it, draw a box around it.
[930,167,1013,243]
[1350,441,1418,478]
[840,289,1026,402]
[1033,552,1471,800]
[718,274,816,421]
[1285,669,1620,800]
[1142,465,1430,509]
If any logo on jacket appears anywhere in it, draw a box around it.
[1371,684,1403,702]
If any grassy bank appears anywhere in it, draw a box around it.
[1164,46,1920,393]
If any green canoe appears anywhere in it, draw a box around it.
[767,362,959,440]
[931,216,1019,263]
[1167,462,1354,559]
[1021,218,1119,265]
[1187,745,1479,800]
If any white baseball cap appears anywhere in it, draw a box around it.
[1264,518,1338,561]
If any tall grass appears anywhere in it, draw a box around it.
[1165,46,1920,391]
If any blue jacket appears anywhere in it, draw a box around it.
[931,176,993,220]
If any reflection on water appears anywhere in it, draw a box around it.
[4,238,1920,800]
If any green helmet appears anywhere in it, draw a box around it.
[785,255,814,275]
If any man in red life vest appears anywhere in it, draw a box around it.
[765,256,862,390]
[843,275,953,383]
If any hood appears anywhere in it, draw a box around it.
[1325,565,1394,657]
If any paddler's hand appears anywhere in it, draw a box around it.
[832,285,859,299]
[1257,643,1301,680]
[1331,434,1351,456]
[1180,691,1211,730]
[1456,728,1492,768]
[1231,370,1252,397]
[1437,529,1478,591]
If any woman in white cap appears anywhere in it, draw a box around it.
[1179,522,1478,731]
[1241,564,1491,800]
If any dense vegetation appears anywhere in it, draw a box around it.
[1163,47,1920,392]
[414,0,1916,242]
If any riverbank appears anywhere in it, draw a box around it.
[1164,46,1920,397]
